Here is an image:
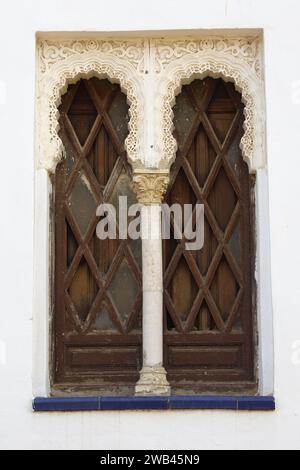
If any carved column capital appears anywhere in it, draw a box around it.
[132,169,170,205]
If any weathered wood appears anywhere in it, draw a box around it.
[163,78,256,393]
[53,78,142,395]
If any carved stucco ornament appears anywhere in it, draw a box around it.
[153,37,262,77]
[152,36,265,173]
[39,39,147,75]
[36,39,147,173]
[36,36,265,175]
[132,170,170,205]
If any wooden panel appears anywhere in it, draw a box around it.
[53,78,142,395]
[67,346,140,369]
[167,346,242,368]
[163,78,256,393]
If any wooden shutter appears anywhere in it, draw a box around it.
[163,78,256,394]
[53,78,142,395]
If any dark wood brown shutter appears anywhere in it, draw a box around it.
[53,78,142,395]
[163,78,256,394]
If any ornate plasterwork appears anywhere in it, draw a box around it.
[36,39,146,173]
[132,170,170,205]
[39,39,146,75]
[152,37,265,173]
[153,37,261,78]
[36,35,264,175]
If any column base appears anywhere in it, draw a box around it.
[135,366,171,396]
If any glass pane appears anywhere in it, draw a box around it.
[108,91,129,144]
[92,303,117,331]
[68,172,97,235]
[226,127,243,178]
[64,151,75,178]
[129,238,142,270]
[172,88,197,145]
[109,170,137,223]
[108,258,139,322]
[232,315,243,332]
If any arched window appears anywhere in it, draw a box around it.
[53,78,142,395]
[163,78,256,394]
[35,36,271,402]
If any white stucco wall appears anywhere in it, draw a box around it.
[0,0,300,450]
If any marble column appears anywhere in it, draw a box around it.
[132,169,171,396]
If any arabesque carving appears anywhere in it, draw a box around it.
[152,36,265,173]
[36,36,264,174]
[36,39,146,173]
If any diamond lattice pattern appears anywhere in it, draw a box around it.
[164,78,244,333]
[62,79,142,333]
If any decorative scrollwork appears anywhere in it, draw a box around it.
[39,39,146,75]
[153,37,265,173]
[36,35,264,175]
[153,37,261,78]
[37,39,146,173]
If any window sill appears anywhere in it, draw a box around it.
[33,396,275,412]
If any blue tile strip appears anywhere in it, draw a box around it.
[237,396,275,411]
[170,396,238,410]
[33,395,275,412]
[33,396,100,412]
[101,396,168,410]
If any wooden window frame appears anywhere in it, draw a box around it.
[33,31,273,398]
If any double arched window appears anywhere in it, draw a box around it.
[53,75,256,396]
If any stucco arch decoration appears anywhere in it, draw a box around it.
[36,39,147,173]
[153,37,265,173]
[36,36,265,181]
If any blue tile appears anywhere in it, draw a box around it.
[170,396,238,410]
[237,396,275,411]
[33,396,100,412]
[100,396,169,410]
[33,395,275,412]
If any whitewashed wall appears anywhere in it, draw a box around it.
[0,0,300,450]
